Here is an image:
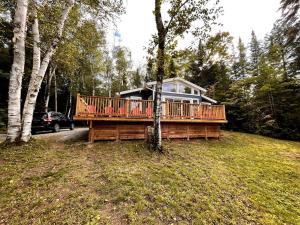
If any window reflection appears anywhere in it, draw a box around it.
[178,84,191,94]
[163,83,176,92]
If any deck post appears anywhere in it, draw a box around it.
[116,125,120,142]
[88,121,94,143]
[125,99,129,117]
[223,105,226,121]
[166,124,170,140]
[76,93,80,116]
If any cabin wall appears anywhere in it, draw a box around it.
[88,121,221,142]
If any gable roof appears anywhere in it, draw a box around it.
[201,95,217,104]
[118,87,144,95]
[147,77,207,93]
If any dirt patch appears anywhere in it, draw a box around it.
[280,152,300,160]
[99,203,127,225]
[34,128,89,142]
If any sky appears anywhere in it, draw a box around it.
[109,0,282,67]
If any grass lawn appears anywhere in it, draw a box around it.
[0,132,299,224]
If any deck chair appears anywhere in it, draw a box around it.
[86,105,97,117]
[104,106,114,117]
[146,107,153,118]
[131,107,141,116]
[118,107,126,116]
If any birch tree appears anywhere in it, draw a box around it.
[6,0,28,143]
[152,0,221,151]
[20,0,75,142]
[44,64,56,112]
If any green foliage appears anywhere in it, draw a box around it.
[132,68,142,88]
[249,31,262,76]
[112,46,132,93]
[232,38,248,80]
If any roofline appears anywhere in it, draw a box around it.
[119,87,144,95]
[147,77,207,93]
[202,95,217,104]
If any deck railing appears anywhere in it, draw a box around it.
[75,94,226,121]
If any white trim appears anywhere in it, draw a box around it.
[202,95,217,104]
[147,77,207,93]
[162,96,195,103]
[120,87,143,95]
[129,96,142,100]
[161,90,199,97]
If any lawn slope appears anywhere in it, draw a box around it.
[0,132,299,224]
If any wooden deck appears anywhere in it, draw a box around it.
[74,94,227,142]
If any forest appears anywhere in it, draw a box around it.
[0,0,299,142]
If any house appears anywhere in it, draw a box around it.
[74,78,227,142]
[119,77,217,105]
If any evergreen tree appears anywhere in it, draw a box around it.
[233,38,247,80]
[249,31,261,76]
[132,68,142,88]
[113,46,132,93]
[168,57,177,78]
[145,57,155,82]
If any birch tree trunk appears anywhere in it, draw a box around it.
[44,65,56,112]
[21,0,75,142]
[54,73,58,112]
[152,0,165,152]
[67,91,72,118]
[6,0,28,143]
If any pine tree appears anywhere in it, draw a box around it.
[168,58,177,78]
[233,37,247,80]
[249,31,261,76]
[132,68,142,88]
[145,57,155,82]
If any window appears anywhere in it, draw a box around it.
[178,84,191,94]
[163,83,176,92]
[194,90,199,95]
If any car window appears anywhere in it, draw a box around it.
[50,112,59,119]
[34,113,47,119]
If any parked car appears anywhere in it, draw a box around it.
[32,111,74,133]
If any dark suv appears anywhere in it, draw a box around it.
[32,111,74,133]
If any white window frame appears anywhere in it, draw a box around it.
[162,96,199,104]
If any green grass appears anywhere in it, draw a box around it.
[0,132,299,224]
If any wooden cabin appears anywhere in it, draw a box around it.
[74,78,227,142]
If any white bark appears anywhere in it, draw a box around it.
[6,0,28,143]
[54,73,57,112]
[20,0,75,142]
[44,65,56,112]
[67,91,72,117]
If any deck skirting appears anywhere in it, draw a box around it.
[88,120,221,142]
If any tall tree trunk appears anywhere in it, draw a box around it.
[20,8,41,142]
[152,0,165,152]
[44,65,56,112]
[92,77,95,96]
[67,91,72,117]
[54,72,58,112]
[21,0,75,142]
[6,0,28,143]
